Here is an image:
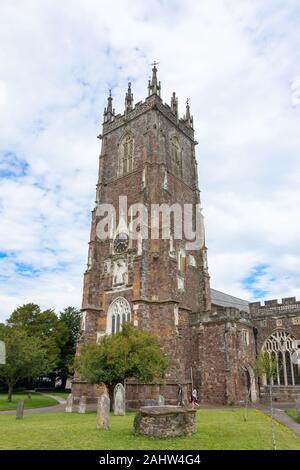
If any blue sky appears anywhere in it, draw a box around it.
[0,0,300,320]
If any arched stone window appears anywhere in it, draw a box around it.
[170,136,181,177]
[262,330,299,386]
[119,134,134,175]
[106,297,131,335]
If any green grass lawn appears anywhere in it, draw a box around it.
[0,392,58,411]
[286,408,300,424]
[0,408,300,450]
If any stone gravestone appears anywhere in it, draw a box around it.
[0,341,5,365]
[78,395,87,414]
[114,383,125,416]
[16,400,24,420]
[157,395,165,406]
[65,393,73,413]
[97,395,110,429]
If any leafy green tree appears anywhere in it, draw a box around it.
[6,303,81,390]
[254,352,278,450]
[57,307,81,389]
[75,323,169,400]
[0,325,55,401]
[7,303,68,371]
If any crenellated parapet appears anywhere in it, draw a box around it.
[249,297,300,317]
[99,64,195,142]
[100,94,195,141]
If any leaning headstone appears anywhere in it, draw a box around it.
[157,394,165,406]
[16,400,24,420]
[78,395,87,414]
[65,393,73,413]
[97,395,110,429]
[0,341,6,364]
[113,383,125,415]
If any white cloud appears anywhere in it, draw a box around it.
[0,0,300,320]
[291,77,300,105]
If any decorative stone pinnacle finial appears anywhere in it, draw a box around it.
[107,90,113,111]
[103,89,114,123]
[171,92,178,116]
[148,61,161,97]
[184,97,193,128]
[125,81,134,114]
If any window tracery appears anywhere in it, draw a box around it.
[106,297,131,335]
[119,134,134,175]
[263,330,299,386]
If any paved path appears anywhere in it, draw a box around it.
[255,403,300,436]
[41,393,67,405]
[0,393,66,415]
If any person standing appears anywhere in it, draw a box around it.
[191,388,199,408]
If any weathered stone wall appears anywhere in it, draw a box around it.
[194,308,257,405]
[125,381,191,409]
[71,383,107,402]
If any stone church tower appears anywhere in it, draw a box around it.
[72,65,211,405]
[72,66,300,406]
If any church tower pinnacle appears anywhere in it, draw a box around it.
[125,82,133,115]
[148,61,161,97]
[184,98,193,128]
[103,89,115,123]
[171,92,178,116]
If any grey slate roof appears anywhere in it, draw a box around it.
[211,288,250,313]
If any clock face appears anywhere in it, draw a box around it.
[114,232,129,253]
